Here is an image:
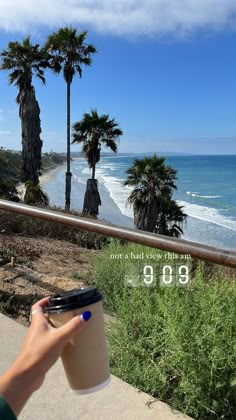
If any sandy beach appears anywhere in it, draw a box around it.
[39,163,134,228]
[16,163,133,228]
[16,165,66,201]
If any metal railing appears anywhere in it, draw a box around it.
[0,199,236,268]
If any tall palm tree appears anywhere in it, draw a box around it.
[124,154,186,236]
[1,36,47,186]
[45,27,96,210]
[72,109,123,217]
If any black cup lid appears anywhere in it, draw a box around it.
[45,287,102,313]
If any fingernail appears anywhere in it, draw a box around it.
[81,311,92,322]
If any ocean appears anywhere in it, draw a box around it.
[41,154,236,251]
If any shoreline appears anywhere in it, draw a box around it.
[17,161,236,252]
[40,164,134,228]
[16,164,65,200]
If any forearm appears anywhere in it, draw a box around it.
[0,298,88,417]
[0,359,37,417]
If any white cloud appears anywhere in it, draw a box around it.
[0,1,236,37]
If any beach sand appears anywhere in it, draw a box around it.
[16,165,66,201]
[39,164,134,228]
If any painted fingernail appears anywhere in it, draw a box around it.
[81,311,92,322]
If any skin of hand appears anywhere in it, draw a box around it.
[0,296,90,416]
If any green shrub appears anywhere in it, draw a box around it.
[24,181,49,206]
[88,239,167,312]
[91,241,236,419]
[0,178,20,202]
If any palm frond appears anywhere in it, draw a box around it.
[1,37,48,88]
[72,110,122,169]
[44,27,96,83]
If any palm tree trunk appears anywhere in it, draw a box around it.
[134,199,160,232]
[83,179,101,218]
[92,163,96,180]
[65,80,72,210]
[19,87,42,185]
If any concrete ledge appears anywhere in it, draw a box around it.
[0,314,192,420]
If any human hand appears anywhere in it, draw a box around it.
[0,296,91,416]
[17,296,91,389]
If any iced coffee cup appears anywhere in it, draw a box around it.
[45,287,111,394]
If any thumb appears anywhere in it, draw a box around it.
[57,311,92,344]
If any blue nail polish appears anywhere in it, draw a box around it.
[82,311,92,321]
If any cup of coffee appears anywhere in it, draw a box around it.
[45,287,111,394]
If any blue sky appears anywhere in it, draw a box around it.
[0,1,236,154]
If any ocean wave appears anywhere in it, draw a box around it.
[95,168,133,218]
[100,162,128,171]
[72,162,234,232]
[178,200,236,232]
[100,174,235,231]
[99,163,116,170]
[72,174,86,185]
[71,158,88,163]
[104,155,138,159]
[96,168,236,231]
[186,191,221,199]
[82,168,90,175]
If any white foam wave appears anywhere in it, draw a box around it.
[186,191,221,199]
[198,195,221,198]
[82,168,90,175]
[95,167,133,218]
[73,175,86,185]
[72,161,234,232]
[101,174,234,231]
[100,162,127,171]
[99,163,116,170]
[103,155,137,159]
[178,200,236,232]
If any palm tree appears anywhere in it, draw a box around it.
[45,27,96,210]
[124,154,186,236]
[155,198,186,237]
[1,37,47,186]
[72,109,123,217]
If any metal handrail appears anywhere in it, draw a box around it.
[0,199,236,268]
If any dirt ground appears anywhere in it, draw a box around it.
[0,234,97,326]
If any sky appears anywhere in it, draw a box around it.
[0,1,236,154]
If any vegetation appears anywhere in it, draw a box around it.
[43,151,67,166]
[1,37,47,187]
[0,178,19,202]
[23,181,49,206]
[45,27,97,211]
[0,150,21,201]
[0,207,108,250]
[72,109,123,217]
[124,155,187,237]
[89,240,236,419]
[0,149,66,202]
[0,149,22,180]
